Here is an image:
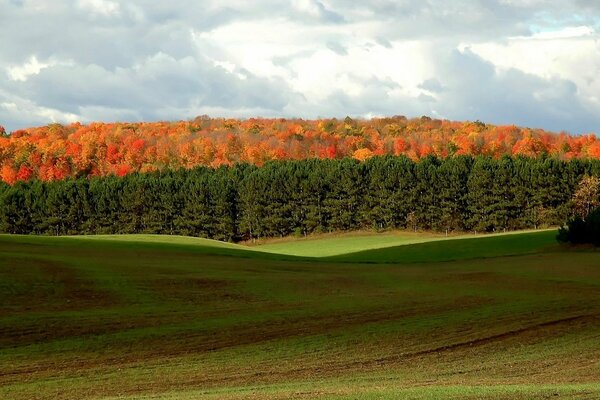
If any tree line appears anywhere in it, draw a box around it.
[3,115,600,184]
[1,155,599,241]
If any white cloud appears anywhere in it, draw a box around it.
[0,90,80,128]
[0,1,600,134]
[196,18,431,108]
[293,0,324,17]
[528,25,594,40]
[466,25,600,114]
[7,56,51,82]
[77,0,120,16]
[292,0,344,22]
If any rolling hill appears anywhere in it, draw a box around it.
[1,230,599,399]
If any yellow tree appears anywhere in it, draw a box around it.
[572,175,600,219]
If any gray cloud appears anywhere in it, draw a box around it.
[0,0,599,134]
[309,0,345,23]
[284,49,600,134]
[285,76,421,119]
[419,78,445,93]
[7,53,291,122]
[326,41,347,55]
[423,49,600,133]
[375,37,393,49]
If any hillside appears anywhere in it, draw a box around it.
[252,229,553,258]
[1,116,600,183]
[1,231,599,399]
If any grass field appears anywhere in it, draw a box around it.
[252,229,550,258]
[251,230,452,257]
[1,231,599,399]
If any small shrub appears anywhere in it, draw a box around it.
[558,207,600,246]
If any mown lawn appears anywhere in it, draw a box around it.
[0,231,598,399]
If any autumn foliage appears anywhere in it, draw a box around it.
[1,116,599,184]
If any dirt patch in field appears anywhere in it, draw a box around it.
[20,313,600,400]
[184,313,600,390]
[430,269,600,299]
[147,276,250,304]
[41,260,117,308]
[381,313,599,360]
[0,258,117,315]
[3,311,600,400]
[0,295,491,381]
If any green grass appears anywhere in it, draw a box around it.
[68,234,243,248]
[100,382,600,399]
[253,231,450,257]
[0,230,599,399]
[326,230,558,263]
[251,229,553,258]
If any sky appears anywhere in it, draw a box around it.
[1,0,600,134]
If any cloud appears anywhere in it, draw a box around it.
[7,56,52,81]
[77,0,120,16]
[375,37,392,49]
[4,52,292,123]
[293,0,344,23]
[0,90,80,129]
[326,41,347,55]
[419,79,445,93]
[421,49,600,133]
[528,25,594,39]
[0,0,599,134]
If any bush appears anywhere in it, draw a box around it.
[557,207,600,246]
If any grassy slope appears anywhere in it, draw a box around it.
[252,231,450,257]
[251,229,552,258]
[326,230,558,263]
[0,233,304,262]
[0,232,599,399]
[68,234,243,248]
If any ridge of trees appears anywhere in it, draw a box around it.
[1,155,598,240]
[1,116,600,184]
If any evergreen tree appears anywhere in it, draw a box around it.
[1,156,599,240]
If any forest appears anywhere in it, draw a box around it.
[2,116,600,184]
[1,155,599,240]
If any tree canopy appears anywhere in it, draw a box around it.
[1,117,600,184]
